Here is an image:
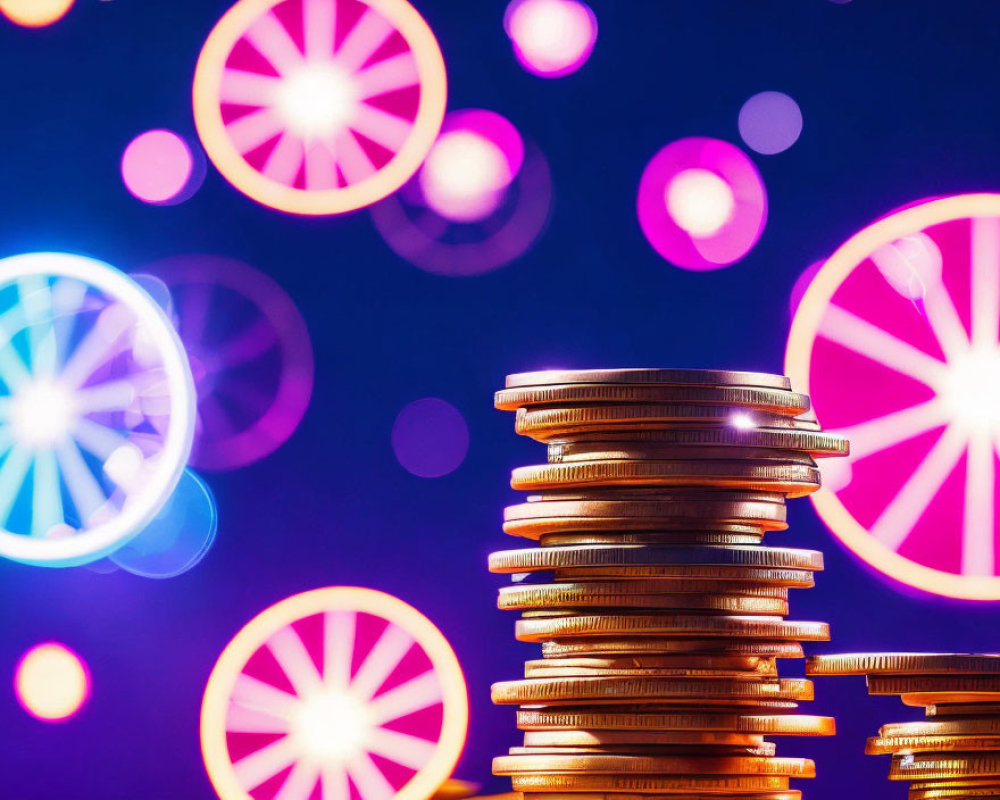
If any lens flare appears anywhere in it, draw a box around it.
[14,643,90,721]
[504,0,597,78]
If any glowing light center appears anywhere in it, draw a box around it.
[665,168,735,237]
[275,65,359,140]
[420,131,511,221]
[942,347,1000,431]
[290,689,373,762]
[10,379,77,448]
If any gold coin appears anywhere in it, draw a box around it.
[911,777,1000,789]
[538,531,767,546]
[541,638,805,659]
[869,675,1000,695]
[514,615,828,643]
[522,730,768,748]
[515,709,834,735]
[551,567,814,586]
[806,653,1000,676]
[867,733,1000,754]
[927,703,1000,717]
[908,787,1000,800]
[503,369,793,390]
[506,743,778,757]
[490,676,813,705]
[903,692,1000,707]
[520,792,802,800]
[549,442,816,466]
[493,754,814,777]
[524,655,778,675]
[890,752,1000,779]
[495,383,810,413]
[433,780,480,800]
[509,774,792,793]
[510,460,820,497]
[524,659,778,679]
[882,719,1000,737]
[489,545,824,574]
[499,584,789,615]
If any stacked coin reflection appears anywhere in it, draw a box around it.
[490,369,849,800]
[808,653,1000,799]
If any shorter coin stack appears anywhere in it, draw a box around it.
[490,369,849,800]
[808,653,1000,800]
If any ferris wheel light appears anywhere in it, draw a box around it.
[10,379,76,448]
[941,348,1000,430]
[665,168,736,238]
[275,65,360,140]
[290,689,374,762]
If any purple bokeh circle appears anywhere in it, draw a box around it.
[391,398,470,478]
[738,91,803,155]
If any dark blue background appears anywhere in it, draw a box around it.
[2,0,1000,797]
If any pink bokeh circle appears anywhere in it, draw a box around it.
[504,0,597,78]
[637,137,767,271]
[121,130,201,205]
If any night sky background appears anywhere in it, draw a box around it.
[3,1,1000,797]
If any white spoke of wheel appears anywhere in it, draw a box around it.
[59,311,132,389]
[233,734,298,792]
[869,425,968,551]
[350,625,414,701]
[922,280,971,363]
[364,727,437,769]
[220,69,280,108]
[324,611,356,690]
[55,440,105,524]
[334,9,394,74]
[962,433,995,576]
[274,759,320,800]
[267,626,323,695]
[50,278,87,371]
[305,141,338,191]
[304,0,336,61]
[971,216,1000,349]
[819,303,949,389]
[833,399,948,460]
[75,379,136,415]
[367,670,442,726]
[346,752,394,800]
[321,764,350,800]
[19,276,58,379]
[355,53,419,100]
[0,308,32,392]
[0,445,32,527]
[349,104,412,153]
[232,673,300,719]
[73,418,127,461]
[244,11,304,77]
[227,107,285,156]
[31,450,63,536]
[226,702,291,734]
[262,133,305,185]
[334,130,376,185]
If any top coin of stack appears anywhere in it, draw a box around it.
[490,368,849,800]
[808,653,1000,800]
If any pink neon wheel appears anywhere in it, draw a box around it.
[140,256,313,471]
[193,0,447,215]
[201,587,468,800]
[787,193,1000,599]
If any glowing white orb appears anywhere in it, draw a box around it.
[420,131,512,222]
[15,643,90,722]
[505,0,597,77]
[10,379,76,448]
[942,347,1000,431]
[665,168,736,237]
[290,689,373,762]
[275,65,359,140]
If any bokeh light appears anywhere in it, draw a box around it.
[419,110,524,223]
[14,643,90,722]
[138,255,314,471]
[192,0,447,215]
[392,398,469,478]
[637,137,767,270]
[789,260,824,318]
[121,130,202,205]
[0,253,195,567]
[109,468,217,578]
[0,0,73,27]
[200,587,468,800]
[787,193,1000,599]
[504,0,597,78]
[738,91,803,155]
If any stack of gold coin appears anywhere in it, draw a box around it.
[490,369,849,800]
[808,653,1000,799]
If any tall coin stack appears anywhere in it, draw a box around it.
[489,368,849,800]
[808,653,1000,799]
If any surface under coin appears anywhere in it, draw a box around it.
[491,676,814,705]
[503,368,793,390]
[806,653,1000,676]
[541,638,806,659]
[515,709,835,736]
[514,614,829,643]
